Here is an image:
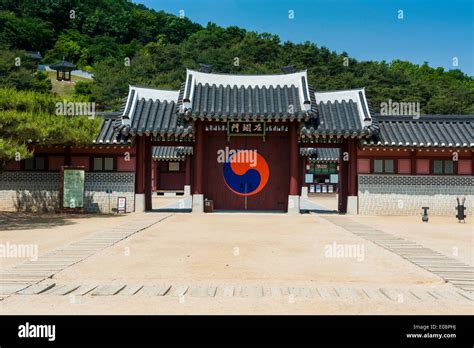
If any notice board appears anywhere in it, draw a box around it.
[61,166,85,212]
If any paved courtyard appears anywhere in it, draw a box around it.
[0,211,472,314]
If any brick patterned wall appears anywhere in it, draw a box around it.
[358,174,474,216]
[84,172,135,213]
[0,171,135,213]
[0,172,60,212]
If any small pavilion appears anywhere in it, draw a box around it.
[50,59,76,81]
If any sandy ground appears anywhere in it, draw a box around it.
[152,195,185,209]
[51,214,441,285]
[356,215,474,266]
[1,211,472,314]
[308,194,339,210]
[0,212,141,268]
[3,292,471,315]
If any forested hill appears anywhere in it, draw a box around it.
[1,0,473,114]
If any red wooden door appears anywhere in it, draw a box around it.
[204,131,289,211]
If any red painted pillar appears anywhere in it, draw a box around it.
[338,139,349,213]
[301,156,307,189]
[471,151,474,175]
[348,139,358,196]
[151,160,157,192]
[185,155,191,187]
[135,136,145,194]
[411,149,417,174]
[144,136,152,211]
[193,121,203,194]
[64,146,71,166]
[289,122,298,195]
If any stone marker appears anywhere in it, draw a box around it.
[0,283,30,295]
[315,287,333,299]
[17,282,55,295]
[191,286,207,297]
[92,285,126,296]
[240,286,263,298]
[120,285,144,296]
[173,285,189,297]
[223,286,234,297]
[270,287,283,297]
[73,284,98,296]
[51,285,81,296]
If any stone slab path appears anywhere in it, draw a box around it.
[321,215,474,293]
[0,214,172,299]
[9,281,473,304]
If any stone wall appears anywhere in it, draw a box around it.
[358,174,474,216]
[84,172,135,213]
[0,171,135,213]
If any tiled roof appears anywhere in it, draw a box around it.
[180,69,315,121]
[300,148,339,162]
[93,114,132,145]
[362,115,474,149]
[152,146,193,161]
[116,86,194,140]
[26,51,42,60]
[299,88,379,140]
[50,59,76,70]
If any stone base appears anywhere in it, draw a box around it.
[135,194,146,212]
[163,192,176,197]
[192,194,204,213]
[301,186,308,198]
[347,196,358,215]
[184,185,191,196]
[287,195,300,214]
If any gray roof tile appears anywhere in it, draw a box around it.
[362,115,473,148]
[300,148,339,162]
[93,116,131,145]
[152,146,193,161]
[116,86,193,140]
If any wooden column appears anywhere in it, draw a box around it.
[64,146,71,166]
[193,121,203,194]
[289,122,298,195]
[471,151,474,175]
[144,136,152,211]
[410,149,417,174]
[185,155,192,187]
[135,136,145,194]
[301,156,307,189]
[348,139,358,196]
[338,139,349,213]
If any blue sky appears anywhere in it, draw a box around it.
[136,0,473,76]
